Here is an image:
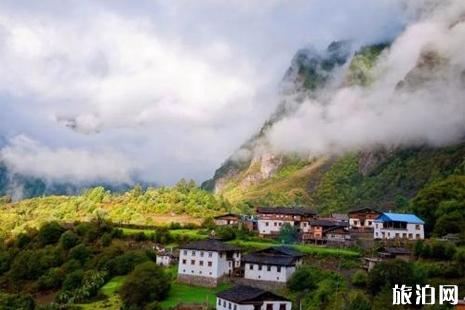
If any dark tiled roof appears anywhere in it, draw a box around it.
[214,213,241,219]
[325,226,349,234]
[256,207,316,216]
[181,238,240,252]
[348,207,380,214]
[331,213,349,221]
[242,246,304,266]
[309,219,345,227]
[217,285,289,304]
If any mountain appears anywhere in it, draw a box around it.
[202,39,465,214]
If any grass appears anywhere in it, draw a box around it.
[228,240,361,257]
[100,276,126,296]
[121,228,208,240]
[160,282,231,309]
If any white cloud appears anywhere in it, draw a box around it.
[1,135,137,183]
[0,0,410,184]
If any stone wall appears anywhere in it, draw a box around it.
[177,274,219,288]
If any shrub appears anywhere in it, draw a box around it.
[287,266,321,292]
[100,233,113,247]
[347,293,371,310]
[60,231,80,250]
[15,233,32,249]
[367,260,425,294]
[351,270,368,287]
[0,292,35,310]
[216,227,236,241]
[69,244,91,264]
[62,270,84,291]
[108,251,150,276]
[10,250,44,280]
[38,268,64,290]
[278,223,299,244]
[38,222,65,246]
[120,262,170,307]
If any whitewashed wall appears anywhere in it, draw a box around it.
[373,222,424,240]
[216,298,292,310]
[178,249,241,278]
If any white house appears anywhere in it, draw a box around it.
[256,207,316,237]
[177,238,241,287]
[348,207,381,230]
[242,247,304,283]
[216,285,292,310]
[374,213,425,240]
[156,249,179,266]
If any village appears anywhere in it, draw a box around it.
[150,206,448,310]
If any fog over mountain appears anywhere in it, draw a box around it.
[0,0,433,191]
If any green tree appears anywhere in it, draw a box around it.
[367,260,425,294]
[60,230,80,250]
[119,262,170,307]
[69,244,91,264]
[278,223,299,244]
[351,270,368,287]
[38,222,65,245]
[287,266,321,292]
[0,293,35,310]
[346,293,371,310]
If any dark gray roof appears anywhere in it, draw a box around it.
[214,213,240,219]
[309,219,345,227]
[242,246,304,266]
[217,285,289,304]
[256,207,316,216]
[181,238,240,252]
[348,207,380,214]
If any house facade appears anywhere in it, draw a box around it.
[256,207,316,237]
[348,207,381,230]
[156,249,179,266]
[214,213,241,226]
[373,213,425,240]
[242,247,304,283]
[301,219,350,244]
[177,238,241,287]
[216,285,292,310]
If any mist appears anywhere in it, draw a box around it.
[265,0,465,157]
[0,0,413,186]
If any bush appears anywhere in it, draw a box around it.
[62,270,84,291]
[351,270,368,287]
[216,227,236,241]
[0,292,35,310]
[278,223,299,244]
[15,233,32,249]
[10,250,44,280]
[100,233,113,247]
[347,293,371,310]
[69,244,91,264]
[38,222,65,245]
[108,251,150,276]
[367,260,425,294]
[38,268,64,290]
[287,266,321,292]
[60,231,80,250]
[120,262,170,307]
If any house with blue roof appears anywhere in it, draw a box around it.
[374,212,425,240]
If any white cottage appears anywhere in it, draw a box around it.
[256,207,316,237]
[374,213,425,240]
[216,285,291,310]
[156,249,179,266]
[177,238,241,287]
[242,247,304,283]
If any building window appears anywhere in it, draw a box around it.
[375,233,378,237]
[182,259,187,264]
[416,234,420,239]
[223,300,226,306]
[408,233,413,239]
[375,223,378,229]
[234,305,237,310]
[249,264,253,270]
[402,233,407,238]
[228,302,231,309]
[279,304,286,310]
[266,304,273,310]
[208,261,212,267]
[416,224,421,230]
[258,265,262,271]
[277,266,281,272]
[208,252,212,257]
[183,250,187,255]
[266,222,269,226]
[191,260,195,265]
[218,299,221,305]
[199,261,204,266]
[192,251,196,256]
[368,221,372,226]
[200,251,204,257]
[274,222,277,227]
[267,265,271,271]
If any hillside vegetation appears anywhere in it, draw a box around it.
[0,180,228,238]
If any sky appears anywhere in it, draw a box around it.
[0,0,411,185]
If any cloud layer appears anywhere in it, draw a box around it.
[266,0,465,156]
[0,0,410,184]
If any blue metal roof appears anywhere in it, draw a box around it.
[375,212,424,224]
